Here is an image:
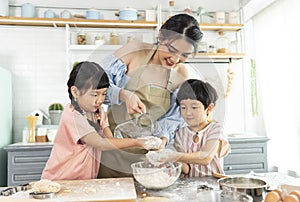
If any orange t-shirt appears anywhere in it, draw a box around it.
[41,104,109,180]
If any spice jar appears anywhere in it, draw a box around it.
[94,33,105,46]
[216,31,229,53]
[198,41,207,53]
[110,30,119,45]
[77,30,87,45]
[208,45,216,53]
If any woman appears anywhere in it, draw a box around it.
[99,13,203,177]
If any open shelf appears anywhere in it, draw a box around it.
[200,23,244,31]
[0,16,158,28]
[68,44,122,51]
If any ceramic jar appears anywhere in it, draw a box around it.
[21,3,36,18]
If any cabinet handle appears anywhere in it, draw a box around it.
[226,166,233,170]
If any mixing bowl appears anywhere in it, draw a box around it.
[131,161,182,189]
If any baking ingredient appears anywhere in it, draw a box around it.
[264,191,281,202]
[77,30,87,45]
[289,191,300,200]
[134,168,177,189]
[31,179,61,193]
[283,194,299,202]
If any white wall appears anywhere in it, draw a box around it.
[0,27,68,142]
[1,1,247,142]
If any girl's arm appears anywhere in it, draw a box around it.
[177,140,221,165]
[102,127,113,138]
[81,131,146,150]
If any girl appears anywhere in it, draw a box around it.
[41,61,160,180]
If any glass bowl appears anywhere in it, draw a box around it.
[131,161,182,189]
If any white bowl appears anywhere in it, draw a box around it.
[131,161,182,189]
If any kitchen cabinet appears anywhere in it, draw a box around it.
[4,142,53,186]
[224,136,269,175]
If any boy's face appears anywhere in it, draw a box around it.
[179,99,210,129]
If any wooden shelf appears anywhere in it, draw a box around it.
[186,53,245,62]
[199,23,244,31]
[68,44,122,51]
[0,16,158,28]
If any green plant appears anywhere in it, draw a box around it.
[49,103,64,111]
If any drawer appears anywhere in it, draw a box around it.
[224,153,266,165]
[8,169,43,186]
[8,150,51,170]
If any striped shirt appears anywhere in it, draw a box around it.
[174,121,230,177]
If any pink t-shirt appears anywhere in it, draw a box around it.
[174,122,230,177]
[41,104,109,180]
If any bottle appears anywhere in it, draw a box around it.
[77,30,87,45]
[198,41,207,53]
[94,33,105,46]
[208,45,216,53]
[110,30,119,45]
[216,31,229,53]
[168,1,175,18]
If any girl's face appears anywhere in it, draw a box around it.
[180,99,211,131]
[158,39,194,69]
[74,87,107,113]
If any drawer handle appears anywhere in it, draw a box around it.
[226,166,233,170]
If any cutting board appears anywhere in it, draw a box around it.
[54,177,136,201]
[0,178,137,202]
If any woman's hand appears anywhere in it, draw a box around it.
[120,89,146,114]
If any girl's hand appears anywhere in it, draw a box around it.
[138,136,162,150]
[146,149,182,164]
[120,89,146,114]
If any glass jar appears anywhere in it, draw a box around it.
[208,45,216,53]
[94,33,105,46]
[110,30,119,45]
[216,31,229,53]
[198,41,207,53]
[77,30,87,45]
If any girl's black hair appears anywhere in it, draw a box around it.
[176,79,218,109]
[160,13,203,53]
[67,61,110,132]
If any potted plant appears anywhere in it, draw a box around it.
[48,103,64,125]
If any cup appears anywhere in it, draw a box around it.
[215,11,225,24]
[44,10,56,18]
[60,10,72,19]
[228,11,239,24]
[145,10,156,21]
[86,9,100,20]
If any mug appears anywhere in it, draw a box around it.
[60,10,72,19]
[21,3,36,18]
[215,11,225,24]
[44,10,56,18]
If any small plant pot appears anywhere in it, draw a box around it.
[49,110,62,125]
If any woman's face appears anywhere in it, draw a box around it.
[158,38,194,69]
[180,99,209,131]
[75,87,107,113]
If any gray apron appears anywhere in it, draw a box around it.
[99,46,175,178]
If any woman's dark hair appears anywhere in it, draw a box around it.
[67,61,109,132]
[176,79,218,109]
[160,13,203,53]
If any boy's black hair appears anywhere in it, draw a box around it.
[176,79,218,109]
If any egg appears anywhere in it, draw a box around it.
[283,194,299,202]
[289,191,300,200]
[265,191,281,202]
[273,189,283,200]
